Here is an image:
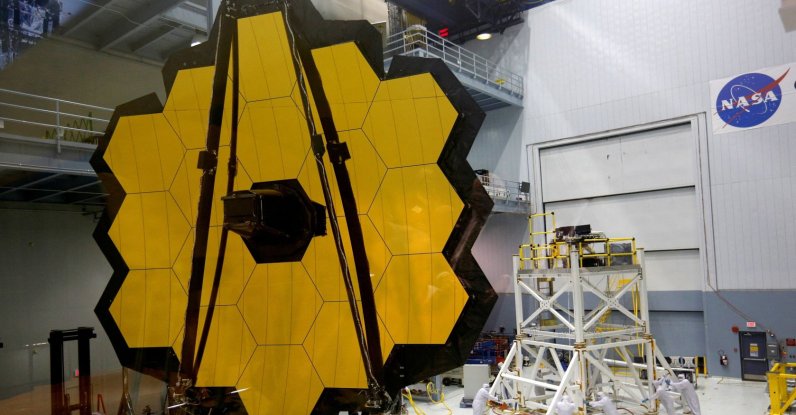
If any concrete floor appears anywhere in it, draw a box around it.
[409,377,771,415]
[0,375,772,414]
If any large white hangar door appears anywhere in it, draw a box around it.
[535,122,703,292]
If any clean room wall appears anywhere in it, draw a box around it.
[466,0,796,377]
[514,0,796,291]
[0,208,118,403]
[0,38,166,107]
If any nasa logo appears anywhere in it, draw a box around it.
[715,70,789,128]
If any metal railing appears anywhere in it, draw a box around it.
[477,173,530,203]
[384,25,524,98]
[519,211,639,270]
[0,88,112,147]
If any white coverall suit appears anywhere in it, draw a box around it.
[650,381,677,415]
[555,395,577,415]
[473,384,497,415]
[590,393,620,415]
[670,377,701,415]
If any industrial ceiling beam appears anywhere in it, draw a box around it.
[162,3,210,32]
[61,0,119,36]
[98,0,186,52]
[29,180,104,203]
[0,173,63,197]
[129,25,180,52]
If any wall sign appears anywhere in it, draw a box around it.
[710,63,796,134]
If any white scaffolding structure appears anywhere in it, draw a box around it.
[490,214,679,415]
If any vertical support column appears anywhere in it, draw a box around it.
[638,249,650,333]
[570,251,584,345]
[512,255,525,379]
[55,100,62,154]
[570,250,588,413]
[77,328,93,415]
[48,330,64,415]
[513,255,523,336]
[638,249,655,405]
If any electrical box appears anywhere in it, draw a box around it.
[768,343,781,361]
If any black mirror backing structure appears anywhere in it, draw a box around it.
[91,0,495,413]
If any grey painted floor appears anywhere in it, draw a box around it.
[409,377,770,415]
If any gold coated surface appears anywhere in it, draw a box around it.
[101,11,468,414]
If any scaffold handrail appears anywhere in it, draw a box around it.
[0,88,112,144]
[384,25,524,98]
[476,173,531,204]
[519,212,639,270]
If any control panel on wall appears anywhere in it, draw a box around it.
[786,338,796,362]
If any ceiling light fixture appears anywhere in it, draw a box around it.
[191,33,207,47]
[476,32,492,40]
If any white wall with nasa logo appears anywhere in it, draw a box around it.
[466,0,796,377]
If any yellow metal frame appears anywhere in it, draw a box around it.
[519,212,571,270]
[768,363,796,415]
[578,237,637,267]
[519,212,638,270]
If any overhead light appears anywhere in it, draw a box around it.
[191,33,207,47]
[476,32,492,40]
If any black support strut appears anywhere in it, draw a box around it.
[282,1,387,406]
[179,0,236,384]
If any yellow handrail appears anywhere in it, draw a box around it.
[768,363,796,415]
[519,213,638,270]
[578,238,636,267]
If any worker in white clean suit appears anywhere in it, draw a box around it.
[473,383,498,414]
[555,395,577,415]
[644,377,677,415]
[589,392,619,415]
[670,374,701,415]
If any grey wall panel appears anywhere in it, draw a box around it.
[506,0,796,291]
[645,250,702,292]
[0,38,165,106]
[461,0,796,380]
[518,0,796,147]
[710,124,796,290]
[472,213,530,293]
[468,106,525,181]
[0,209,119,398]
[544,188,700,251]
[704,291,796,378]
[649,311,707,357]
[540,124,695,202]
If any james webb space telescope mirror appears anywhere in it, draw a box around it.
[91,0,495,413]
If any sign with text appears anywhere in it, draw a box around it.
[710,63,796,134]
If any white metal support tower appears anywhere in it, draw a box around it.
[490,214,679,415]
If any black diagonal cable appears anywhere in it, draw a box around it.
[193,17,241,378]
[179,1,235,384]
[282,1,386,399]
